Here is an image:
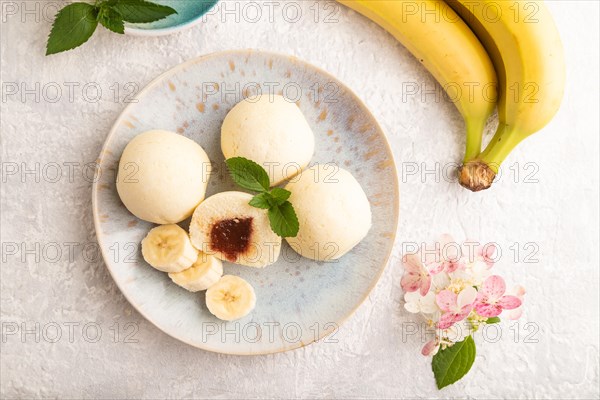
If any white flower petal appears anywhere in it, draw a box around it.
[420,292,439,314]
[449,268,470,282]
[404,301,421,313]
[404,291,421,303]
[432,272,450,290]
[457,286,478,308]
[423,311,441,324]
[445,322,471,343]
[472,260,488,271]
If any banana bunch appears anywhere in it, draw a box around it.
[141,224,256,321]
[447,0,565,191]
[338,0,565,191]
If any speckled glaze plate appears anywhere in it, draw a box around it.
[93,50,399,354]
[125,0,219,36]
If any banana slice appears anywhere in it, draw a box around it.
[141,224,198,273]
[205,275,256,321]
[168,252,223,292]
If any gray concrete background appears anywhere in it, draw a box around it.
[1,1,599,398]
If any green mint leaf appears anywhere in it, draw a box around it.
[432,335,476,390]
[112,0,177,23]
[249,193,272,209]
[99,6,125,34]
[268,201,299,237]
[486,317,501,324]
[269,188,291,205]
[46,3,98,55]
[226,157,270,193]
[226,157,299,237]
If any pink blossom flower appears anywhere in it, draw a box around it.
[474,276,522,318]
[426,234,464,274]
[435,286,477,329]
[505,285,526,320]
[477,243,496,267]
[461,240,496,267]
[439,234,465,273]
[450,257,491,286]
[401,253,431,296]
[422,338,440,356]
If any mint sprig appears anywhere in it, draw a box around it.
[268,201,299,238]
[225,157,299,238]
[46,0,177,55]
[46,3,99,55]
[98,5,125,34]
[111,0,178,23]
[226,157,271,193]
[432,335,476,389]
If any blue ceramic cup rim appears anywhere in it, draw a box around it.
[124,0,219,36]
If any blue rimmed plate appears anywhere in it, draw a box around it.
[93,50,399,354]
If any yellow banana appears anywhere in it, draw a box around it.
[447,0,566,191]
[338,0,497,160]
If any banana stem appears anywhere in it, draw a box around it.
[458,161,496,192]
[459,123,523,192]
[479,123,525,172]
[463,118,486,162]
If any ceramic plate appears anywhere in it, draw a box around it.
[125,0,219,36]
[93,50,399,354]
